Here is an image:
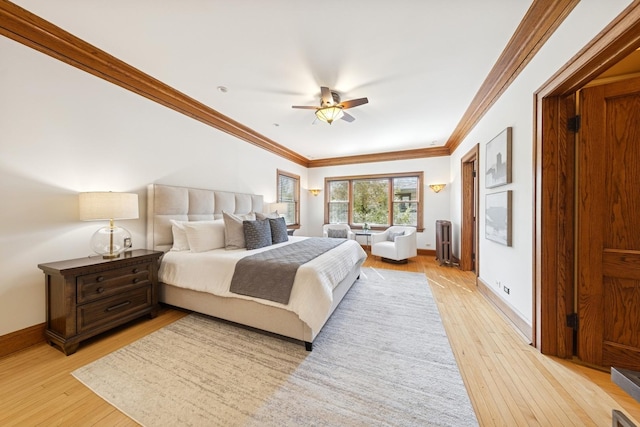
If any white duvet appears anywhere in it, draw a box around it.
[159,236,367,332]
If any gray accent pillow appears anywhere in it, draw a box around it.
[269,217,289,244]
[327,228,348,239]
[388,230,405,241]
[243,219,272,250]
[223,211,256,249]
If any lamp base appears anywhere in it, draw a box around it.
[89,225,132,259]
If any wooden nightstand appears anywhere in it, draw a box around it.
[38,249,163,355]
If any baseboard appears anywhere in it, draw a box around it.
[0,323,46,358]
[417,249,436,256]
[477,277,533,344]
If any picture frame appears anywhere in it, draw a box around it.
[485,191,512,246]
[485,127,512,188]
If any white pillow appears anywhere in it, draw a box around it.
[223,211,256,249]
[169,220,190,251]
[182,220,226,253]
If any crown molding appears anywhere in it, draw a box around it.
[445,0,579,154]
[0,0,309,167]
[308,146,450,168]
[1,0,575,168]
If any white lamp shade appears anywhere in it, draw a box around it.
[79,192,139,221]
[269,202,288,213]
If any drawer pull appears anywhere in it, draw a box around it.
[133,278,140,284]
[106,301,131,312]
[96,276,105,282]
[96,287,105,294]
[132,268,139,274]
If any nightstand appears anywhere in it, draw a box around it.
[38,249,163,355]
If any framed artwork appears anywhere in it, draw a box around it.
[485,191,512,246]
[485,127,512,188]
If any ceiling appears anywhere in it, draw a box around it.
[12,0,534,161]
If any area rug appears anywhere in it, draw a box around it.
[72,267,478,426]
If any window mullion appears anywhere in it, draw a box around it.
[389,178,394,226]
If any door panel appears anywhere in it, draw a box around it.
[578,76,640,370]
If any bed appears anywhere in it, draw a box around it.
[146,183,367,350]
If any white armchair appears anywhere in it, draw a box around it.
[322,224,356,240]
[371,226,417,263]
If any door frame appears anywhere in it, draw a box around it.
[460,144,479,273]
[534,3,640,354]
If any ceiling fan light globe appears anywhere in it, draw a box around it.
[315,106,344,124]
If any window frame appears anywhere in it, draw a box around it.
[276,169,300,229]
[323,171,424,231]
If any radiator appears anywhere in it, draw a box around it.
[435,220,452,266]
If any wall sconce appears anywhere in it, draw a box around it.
[309,188,322,197]
[429,184,447,193]
[79,192,139,259]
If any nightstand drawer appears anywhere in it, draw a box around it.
[77,263,152,304]
[77,285,152,333]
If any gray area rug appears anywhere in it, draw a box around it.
[72,267,478,426]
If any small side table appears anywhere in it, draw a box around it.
[355,230,372,247]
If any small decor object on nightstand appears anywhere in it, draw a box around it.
[79,192,139,259]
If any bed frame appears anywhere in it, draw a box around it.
[146,183,363,350]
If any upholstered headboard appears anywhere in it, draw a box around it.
[147,183,264,252]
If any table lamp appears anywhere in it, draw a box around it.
[79,192,139,259]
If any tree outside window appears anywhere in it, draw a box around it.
[352,179,389,226]
[325,172,423,230]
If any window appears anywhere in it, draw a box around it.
[325,172,423,230]
[328,180,349,223]
[277,169,300,227]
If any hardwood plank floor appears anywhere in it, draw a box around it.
[0,254,638,426]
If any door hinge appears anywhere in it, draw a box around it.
[567,115,581,132]
[566,313,578,330]
[472,170,477,178]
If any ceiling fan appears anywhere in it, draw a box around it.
[292,86,368,124]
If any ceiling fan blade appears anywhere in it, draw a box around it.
[292,105,318,109]
[341,111,356,122]
[340,97,369,109]
[320,86,333,106]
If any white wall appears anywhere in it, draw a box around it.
[0,37,308,336]
[307,157,451,250]
[449,0,633,325]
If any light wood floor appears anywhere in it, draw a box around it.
[1,254,638,426]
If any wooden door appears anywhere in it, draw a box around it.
[460,145,479,273]
[577,76,640,370]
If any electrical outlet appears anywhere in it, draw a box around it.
[496,280,501,288]
[503,285,510,295]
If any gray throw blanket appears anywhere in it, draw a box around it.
[230,237,347,304]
